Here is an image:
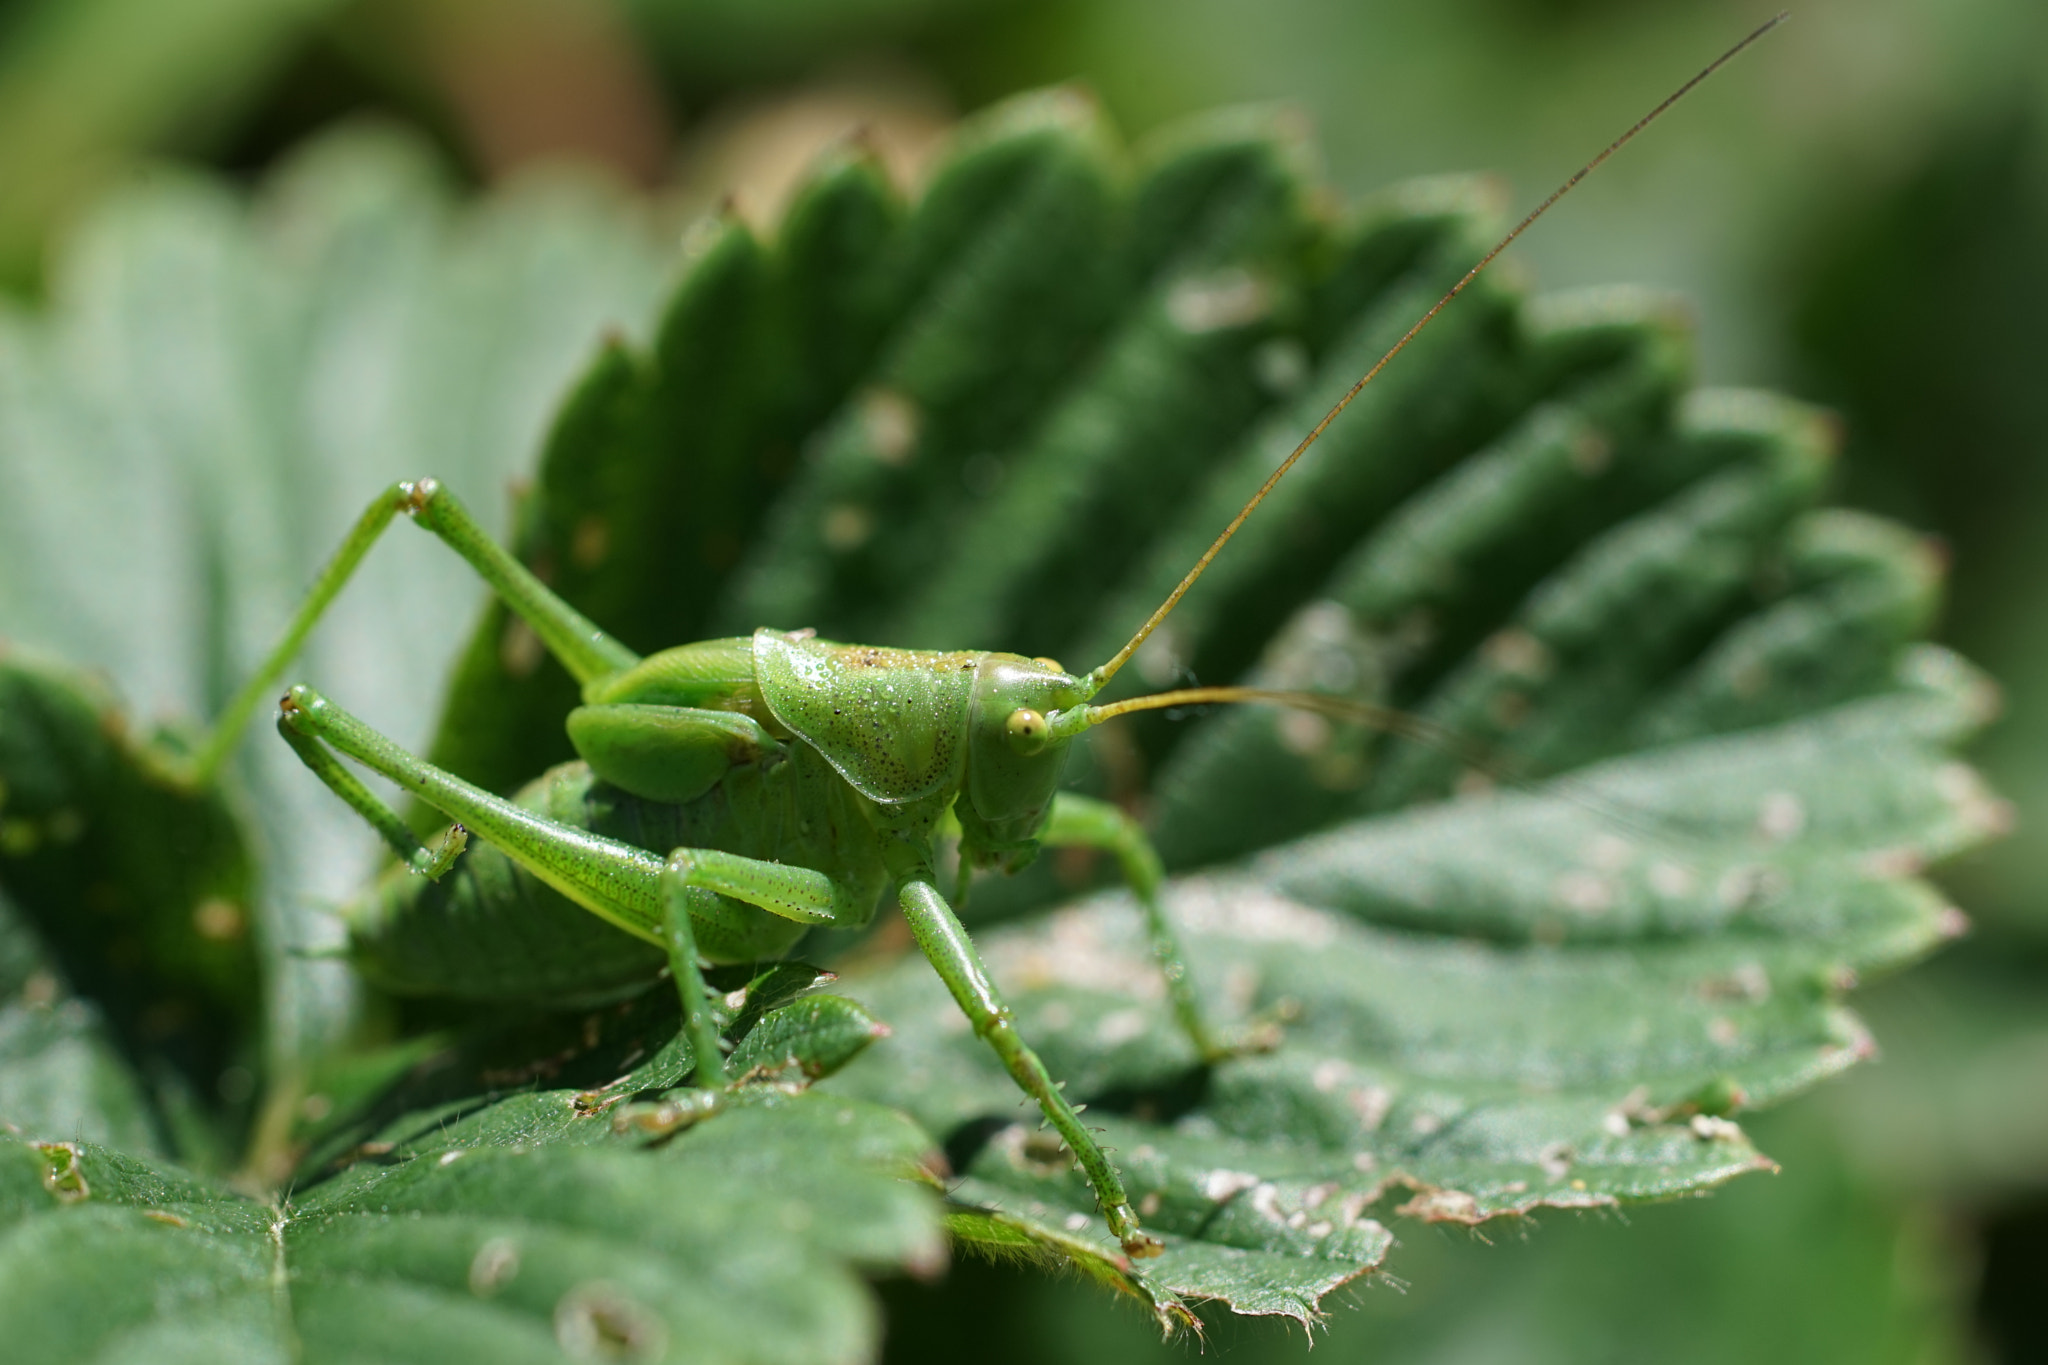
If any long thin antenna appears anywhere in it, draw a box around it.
[1062,685,1676,844]
[1077,686,1495,758]
[1083,12,1787,694]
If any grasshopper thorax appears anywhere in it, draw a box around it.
[751,632,1084,855]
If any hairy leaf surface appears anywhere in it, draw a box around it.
[0,1089,941,1365]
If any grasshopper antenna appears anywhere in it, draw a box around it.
[1077,11,1788,700]
[1066,685,1683,846]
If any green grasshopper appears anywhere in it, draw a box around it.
[174,19,1782,1258]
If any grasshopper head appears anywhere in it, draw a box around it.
[958,653,1088,866]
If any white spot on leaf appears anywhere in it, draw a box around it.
[1350,1085,1392,1132]
[1481,628,1552,679]
[858,388,920,465]
[1095,1008,1148,1047]
[1553,871,1615,916]
[1199,1169,1262,1202]
[1649,861,1697,898]
[1166,267,1272,333]
[822,503,873,551]
[469,1237,520,1296]
[1757,791,1806,841]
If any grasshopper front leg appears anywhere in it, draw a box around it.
[884,844,1163,1260]
[281,685,675,941]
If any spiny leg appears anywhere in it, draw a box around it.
[281,686,866,944]
[281,684,673,944]
[185,478,638,785]
[275,715,466,880]
[1039,793,1277,1063]
[885,848,1162,1260]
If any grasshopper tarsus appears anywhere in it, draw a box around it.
[1110,1209,1165,1260]
[408,824,468,881]
[611,1089,727,1140]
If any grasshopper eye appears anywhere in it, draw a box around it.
[1005,707,1049,755]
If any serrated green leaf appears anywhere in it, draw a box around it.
[824,650,1995,1321]
[0,1087,943,1365]
[0,77,2011,1343]
[370,88,1999,1321]
[1,951,932,1364]
[0,650,258,1160]
[728,994,891,1086]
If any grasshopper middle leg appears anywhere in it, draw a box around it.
[1037,793,1280,1063]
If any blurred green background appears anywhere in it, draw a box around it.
[1,0,2042,1359]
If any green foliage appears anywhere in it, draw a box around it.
[836,648,1992,1322]
[0,0,343,286]
[881,1104,1968,1364]
[0,1093,940,1364]
[619,0,1017,82]
[0,883,164,1161]
[0,652,259,1164]
[0,85,2009,1356]
[0,125,669,1069]
[0,868,934,1362]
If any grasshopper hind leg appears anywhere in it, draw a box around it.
[278,686,895,1125]
[1038,793,1282,1063]
[278,686,735,1088]
[187,478,639,786]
